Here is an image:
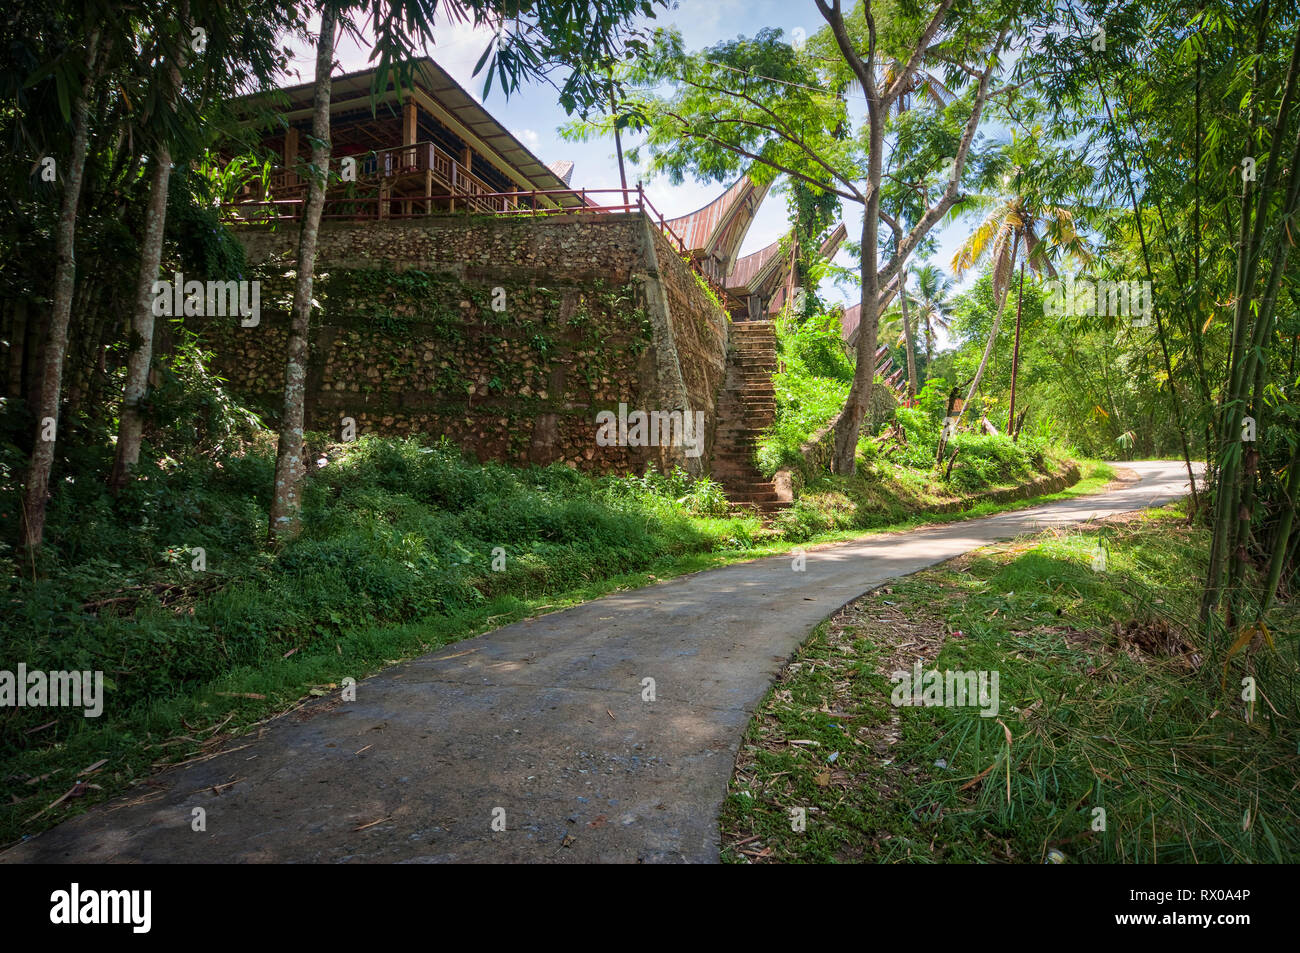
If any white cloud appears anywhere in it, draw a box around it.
[511,128,541,149]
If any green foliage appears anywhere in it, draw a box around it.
[723,511,1300,863]
[164,167,248,283]
[756,311,853,475]
[0,435,763,841]
[143,331,265,459]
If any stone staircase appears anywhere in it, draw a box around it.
[710,321,791,514]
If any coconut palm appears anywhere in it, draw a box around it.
[880,55,955,118]
[950,147,1092,434]
[910,263,954,363]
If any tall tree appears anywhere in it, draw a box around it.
[268,3,337,542]
[20,25,103,554]
[948,148,1090,430]
[910,262,953,363]
[584,1,1017,473]
[109,6,190,492]
[266,0,672,539]
[110,0,298,491]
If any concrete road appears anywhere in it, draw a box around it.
[2,460,1200,864]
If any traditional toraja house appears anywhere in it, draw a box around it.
[838,272,903,345]
[839,294,911,398]
[226,58,584,218]
[203,59,839,497]
[726,223,848,321]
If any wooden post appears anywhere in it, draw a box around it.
[403,97,417,147]
[284,127,299,186]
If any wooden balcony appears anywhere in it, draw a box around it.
[246,141,518,215]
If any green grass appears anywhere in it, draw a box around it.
[721,505,1300,864]
[770,456,1112,542]
[0,428,1104,846]
[0,436,762,841]
[755,314,1096,540]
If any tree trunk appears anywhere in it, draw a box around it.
[110,143,173,490]
[21,29,101,554]
[832,100,884,474]
[268,7,336,542]
[832,213,880,472]
[958,234,1018,426]
[1257,439,1300,619]
[1202,13,1299,623]
[1006,259,1025,438]
[898,262,918,398]
[609,75,628,205]
[110,13,186,492]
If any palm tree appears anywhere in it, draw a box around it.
[950,156,1091,434]
[877,289,923,392]
[910,263,954,364]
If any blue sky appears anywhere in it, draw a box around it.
[285,0,984,317]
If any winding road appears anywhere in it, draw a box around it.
[3,460,1199,864]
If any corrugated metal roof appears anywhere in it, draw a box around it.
[727,238,785,294]
[727,221,848,299]
[821,223,848,258]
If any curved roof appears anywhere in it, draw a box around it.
[665,175,772,274]
[727,237,786,295]
[840,270,903,344]
[727,222,849,306]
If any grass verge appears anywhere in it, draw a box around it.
[720,505,1299,863]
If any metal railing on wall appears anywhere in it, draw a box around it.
[220,183,729,305]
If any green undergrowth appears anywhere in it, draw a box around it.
[0,427,1113,845]
[721,506,1300,863]
[757,313,1090,541]
[0,435,760,844]
[771,453,1106,542]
